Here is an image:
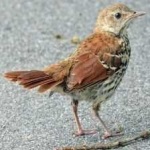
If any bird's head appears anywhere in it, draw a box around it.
[95,3,145,35]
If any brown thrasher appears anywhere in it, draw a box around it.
[4,3,145,138]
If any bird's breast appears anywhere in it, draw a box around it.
[66,34,131,103]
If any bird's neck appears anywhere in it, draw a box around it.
[93,27,128,39]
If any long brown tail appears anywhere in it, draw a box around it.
[4,70,63,93]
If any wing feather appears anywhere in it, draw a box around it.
[66,33,122,90]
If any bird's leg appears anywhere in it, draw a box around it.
[72,99,83,135]
[72,99,96,136]
[92,103,123,139]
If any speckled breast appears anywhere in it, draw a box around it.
[70,34,131,103]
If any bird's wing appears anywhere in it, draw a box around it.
[66,33,122,90]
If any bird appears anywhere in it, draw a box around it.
[4,3,145,139]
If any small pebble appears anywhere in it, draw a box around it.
[71,35,81,44]
[55,34,63,39]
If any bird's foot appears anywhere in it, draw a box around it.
[102,131,124,139]
[73,129,97,137]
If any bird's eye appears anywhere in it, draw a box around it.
[115,12,121,19]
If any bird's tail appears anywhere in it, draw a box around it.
[4,70,64,93]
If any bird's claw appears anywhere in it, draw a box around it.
[102,131,124,139]
[73,129,97,137]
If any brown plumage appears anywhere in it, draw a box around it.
[5,70,59,89]
[4,3,145,138]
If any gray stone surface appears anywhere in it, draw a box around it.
[0,0,150,149]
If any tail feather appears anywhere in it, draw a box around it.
[4,60,72,93]
[4,70,63,92]
[19,76,53,86]
[38,80,62,93]
[18,70,48,80]
[4,71,28,82]
[22,78,54,89]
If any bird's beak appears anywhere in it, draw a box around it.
[131,11,146,19]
